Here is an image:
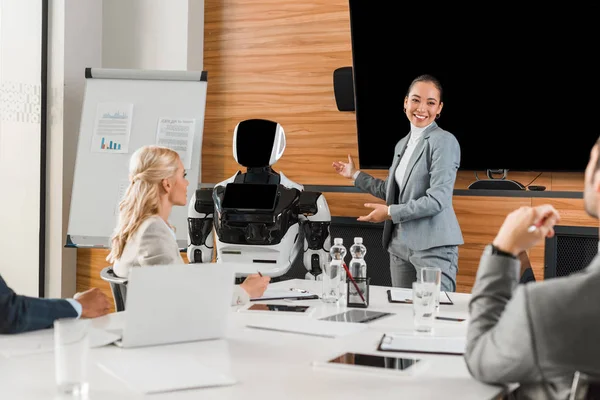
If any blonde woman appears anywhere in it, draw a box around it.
[107,145,270,305]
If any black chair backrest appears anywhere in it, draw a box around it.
[100,267,128,312]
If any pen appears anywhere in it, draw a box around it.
[435,316,465,322]
[258,271,263,277]
[342,263,366,304]
[289,288,309,293]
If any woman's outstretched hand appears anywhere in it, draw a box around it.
[332,155,357,179]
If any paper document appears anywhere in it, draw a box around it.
[377,333,466,355]
[97,352,236,394]
[156,118,196,169]
[251,287,319,301]
[247,318,368,338]
[91,102,133,153]
[387,289,453,305]
[0,327,120,358]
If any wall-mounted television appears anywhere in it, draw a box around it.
[348,1,596,172]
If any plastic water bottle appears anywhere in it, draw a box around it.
[331,238,348,300]
[322,238,347,303]
[349,237,367,279]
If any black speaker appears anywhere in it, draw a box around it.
[545,226,598,279]
[333,66,355,112]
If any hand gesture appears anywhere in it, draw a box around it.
[332,155,357,179]
[357,203,391,223]
[75,288,112,318]
[240,274,271,298]
[493,204,560,255]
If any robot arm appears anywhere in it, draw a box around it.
[187,188,215,263]
[299,191,331,280]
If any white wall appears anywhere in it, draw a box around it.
[103,0,192,70]
[0,0,43,296]
[46,0,103,298]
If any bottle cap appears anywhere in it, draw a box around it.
[354,237,363,244]
[334,238,343,245]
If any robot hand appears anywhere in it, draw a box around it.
[300,192,331,280]
[187,189,215,263]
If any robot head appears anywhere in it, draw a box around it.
[233,119,286,168]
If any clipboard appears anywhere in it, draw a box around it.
[250,294,319,302]
[377,333,465,356]
[386,289,454,305]
[250,288,320,302]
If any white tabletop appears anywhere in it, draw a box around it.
[0,279,509,399]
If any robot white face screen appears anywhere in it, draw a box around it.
[221,183,279,211]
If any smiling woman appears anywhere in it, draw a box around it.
[0,0,46,297]
[331,74,463,293]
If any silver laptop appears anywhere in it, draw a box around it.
[112,263,234,348]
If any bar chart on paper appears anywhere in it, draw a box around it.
[100,137,123,151]
[91,103,133,154]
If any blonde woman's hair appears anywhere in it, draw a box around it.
[106,145,180,264]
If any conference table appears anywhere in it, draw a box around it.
[0,279,510,399]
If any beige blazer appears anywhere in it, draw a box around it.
[113,215,249,306]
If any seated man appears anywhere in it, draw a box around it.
[464,136,600,399]
[0,273,111,334]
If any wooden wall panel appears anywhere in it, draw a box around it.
[453,197,532,292]
[324,192,385,218]
[531,198,595,227]
[202,0,357,186]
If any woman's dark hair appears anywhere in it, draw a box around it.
[406,74,443,102]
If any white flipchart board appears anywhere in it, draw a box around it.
[67,68,207,248]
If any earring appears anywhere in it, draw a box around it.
[436,114,440,119]
[403,108,406,113]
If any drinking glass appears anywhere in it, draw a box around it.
[420,267,442,311]
[321,261,341,303]
[54,318,90,398]
[412,281,436,333]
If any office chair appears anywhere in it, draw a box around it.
[570,371,600,400]
[100,266,128,312]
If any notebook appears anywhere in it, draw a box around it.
[377,332,466,355]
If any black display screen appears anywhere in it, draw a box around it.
[221,183,278,211]
[348,1,597,172]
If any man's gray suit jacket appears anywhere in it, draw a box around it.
[465,252,600,399]
[354,122,464,251]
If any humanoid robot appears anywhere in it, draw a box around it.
[187,119,331,279]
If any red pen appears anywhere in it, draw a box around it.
[342,263,366,304]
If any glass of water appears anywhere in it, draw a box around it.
[412,281,436,333]
[321,261,341,303]
[420,267,442,311]
[54,318,90,398]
